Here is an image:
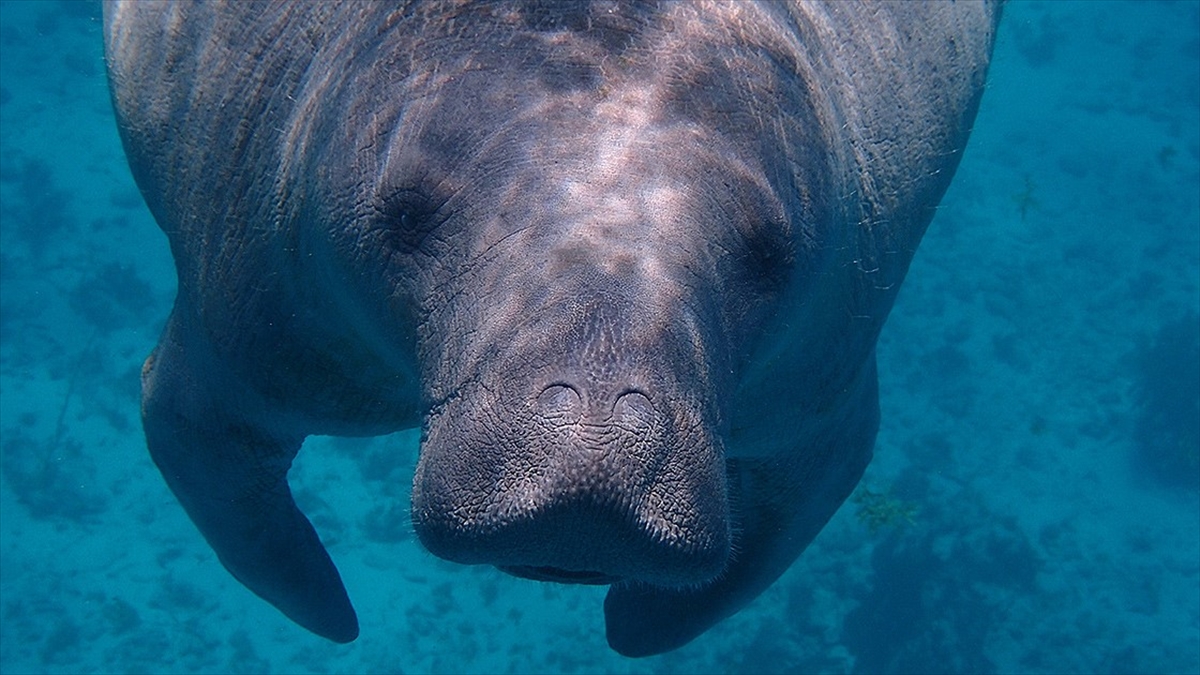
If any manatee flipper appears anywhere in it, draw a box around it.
[141,307,358,643]
[605,359,880,657]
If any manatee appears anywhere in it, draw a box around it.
[103,0,1000,657]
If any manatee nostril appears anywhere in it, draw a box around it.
[613,390,654,425]
[537,384,582,422]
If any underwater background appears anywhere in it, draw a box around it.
[0,0,1196,673]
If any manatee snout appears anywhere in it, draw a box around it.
[412,292,731,588]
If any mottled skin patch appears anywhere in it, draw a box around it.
[105,0,999,656]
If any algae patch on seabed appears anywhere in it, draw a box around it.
[853,485,919,535]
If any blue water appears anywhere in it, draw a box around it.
[0,1,1197,673]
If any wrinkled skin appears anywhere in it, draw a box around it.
[105,0,999,657]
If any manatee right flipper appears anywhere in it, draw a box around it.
[141,307,358,643]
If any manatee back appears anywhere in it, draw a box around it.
[811,0,999,263]
[105,2,327,290]
[105,1,423,428]
[725,1,1000,454]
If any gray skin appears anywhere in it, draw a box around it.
[105,0,999,657]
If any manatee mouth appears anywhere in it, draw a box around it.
[501,565,619,585]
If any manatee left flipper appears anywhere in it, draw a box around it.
[141,308,359,643]
[604,360,880,657]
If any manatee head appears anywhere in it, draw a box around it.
[397,77,804,589]
[304,3,826,593]
[403,112,801,587]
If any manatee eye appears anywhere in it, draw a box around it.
[735,205,795,295]
[377,189,442,254]
[720,167,795,292]
[747,223,793,289]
